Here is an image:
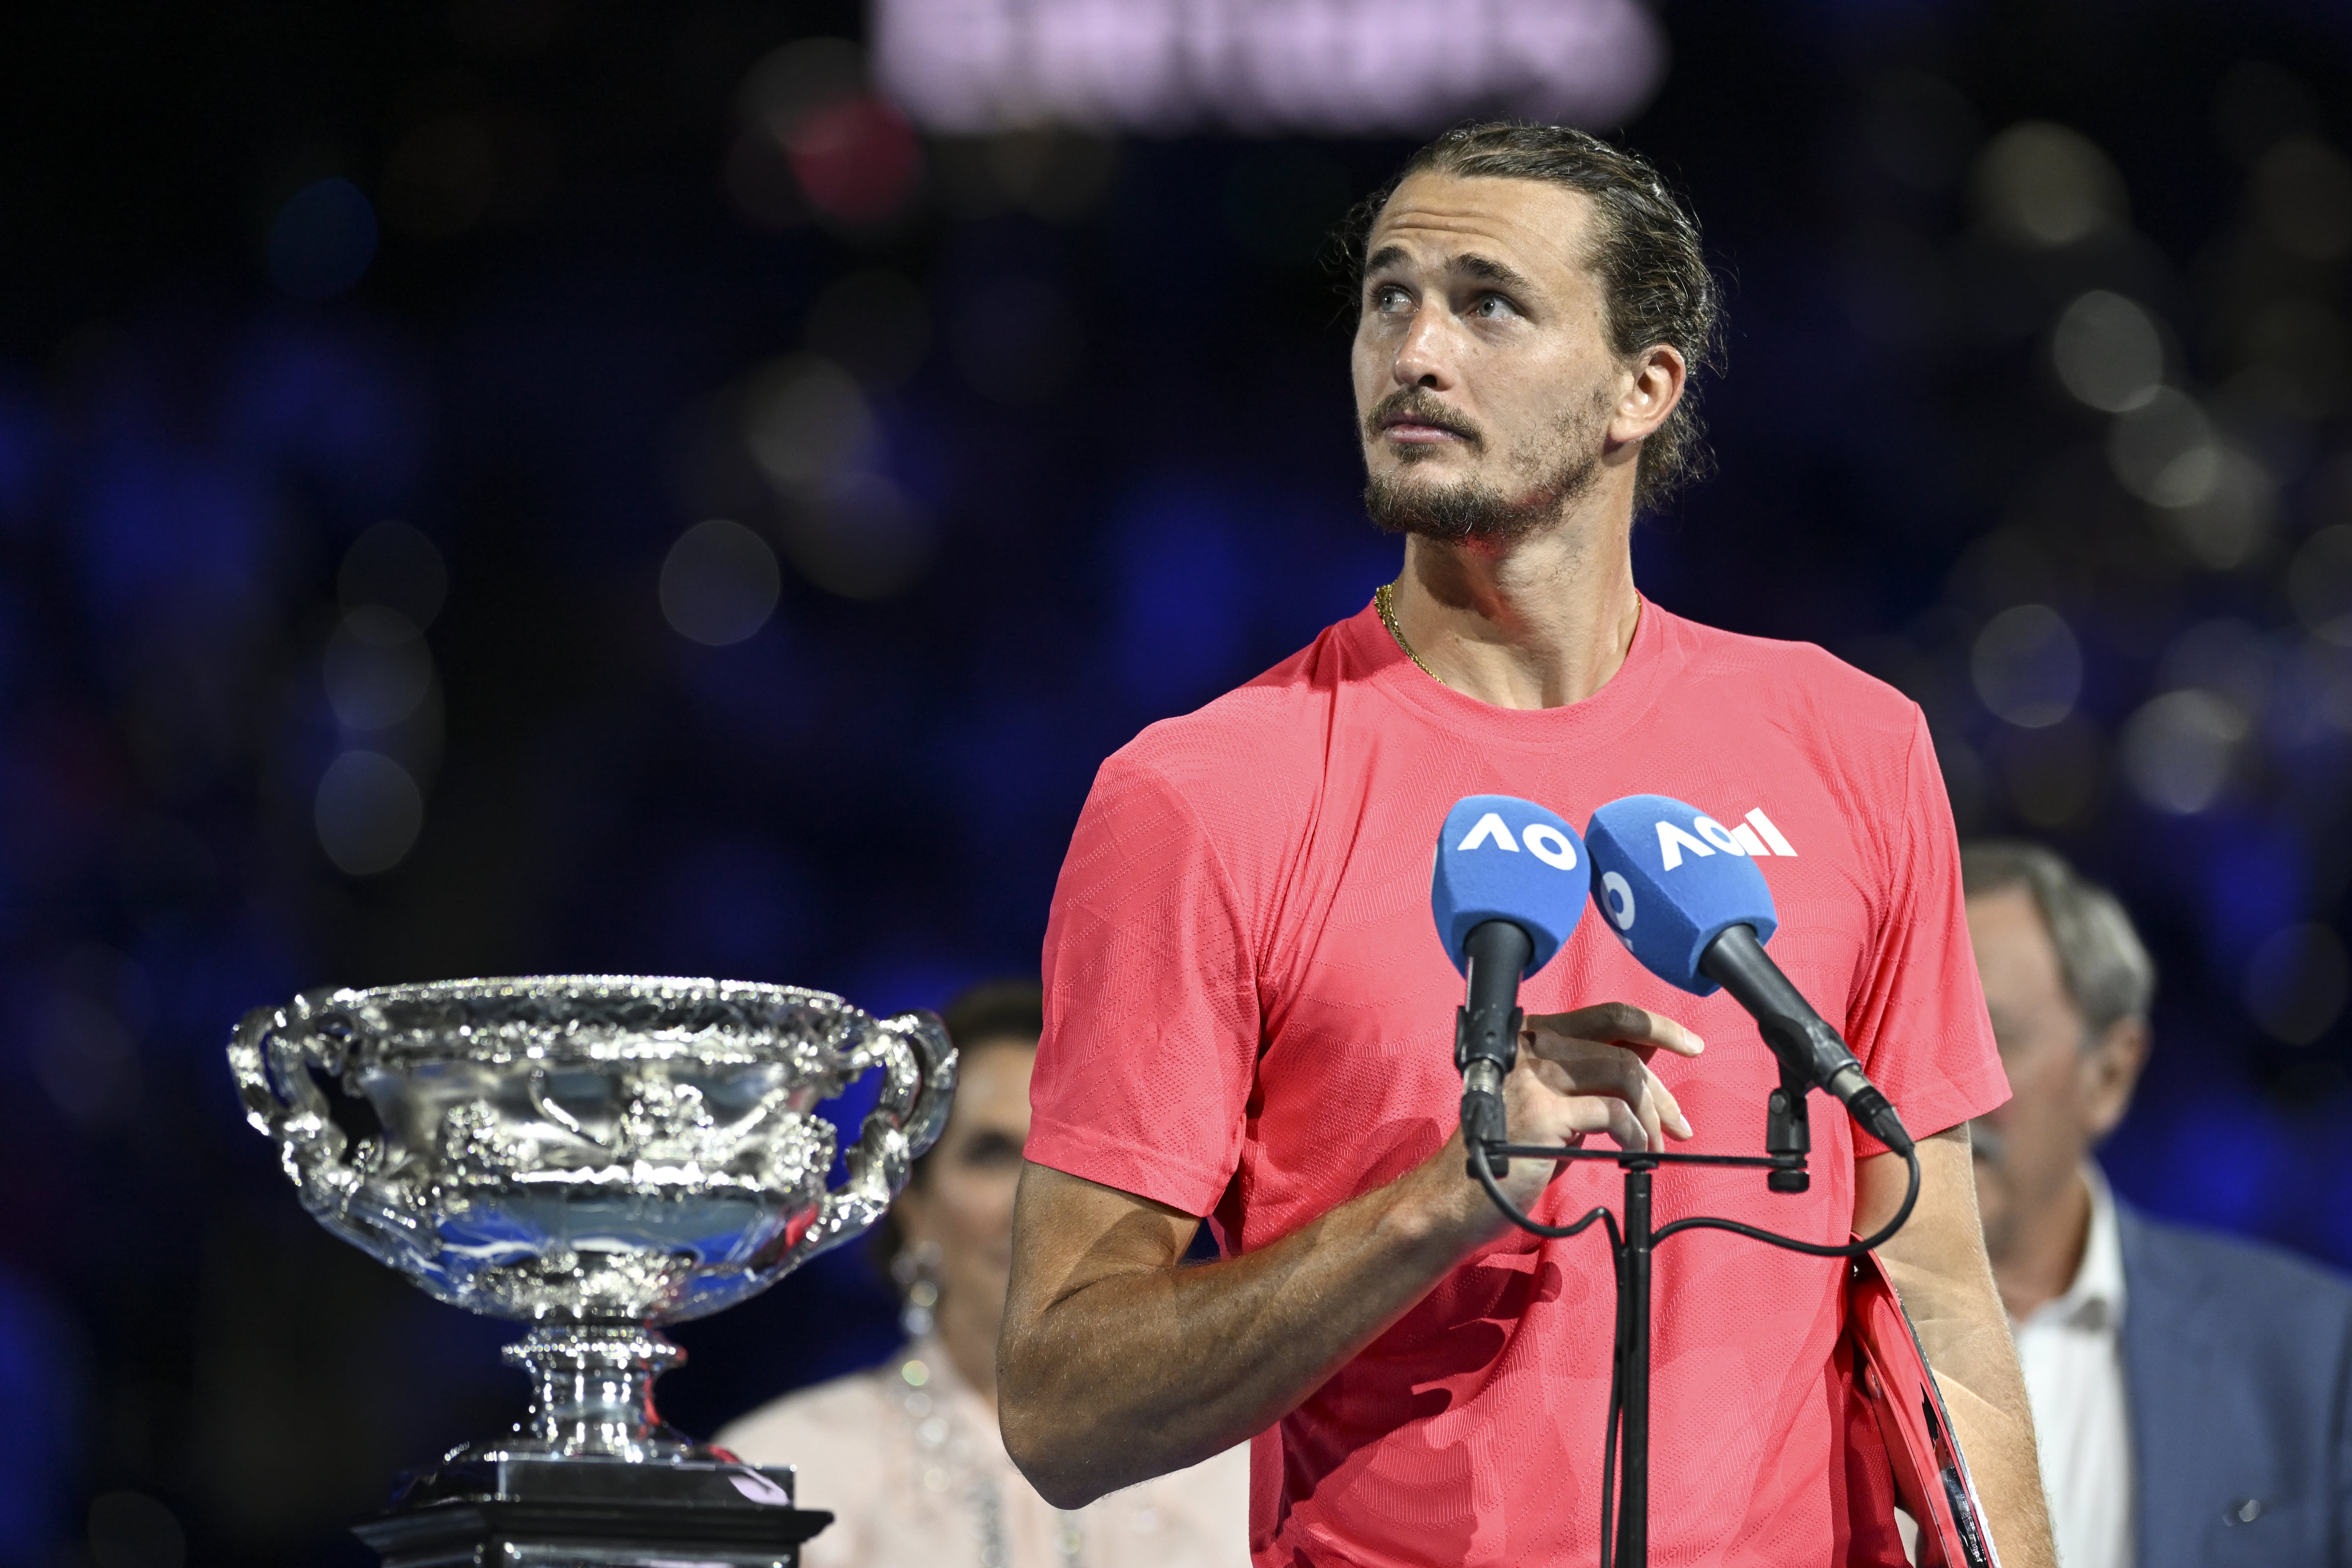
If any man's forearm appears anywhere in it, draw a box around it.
[997,1151,1488,1507]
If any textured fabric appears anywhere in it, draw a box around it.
[716,1339,1252,1568]
[2117,1199,2352,1568]
[1030,600,2009,1568]
[2012,1163,2131,1568]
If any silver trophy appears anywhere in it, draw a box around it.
[229,976,955,1567]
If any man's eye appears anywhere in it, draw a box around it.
[1371,285,1411,314]
[1471,294,1518,319]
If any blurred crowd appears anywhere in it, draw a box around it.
[0,1,2347,1563]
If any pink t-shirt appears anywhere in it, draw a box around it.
[1028,600,2007,1568]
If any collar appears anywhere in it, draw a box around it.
[2020,1162,2127,1334]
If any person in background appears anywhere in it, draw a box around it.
[1963,840,2352,1568]
[718,980,1249,1568]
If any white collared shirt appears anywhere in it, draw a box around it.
[2011,1163,2133,1568]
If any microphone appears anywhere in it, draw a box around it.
[1582,795,1914,1157]
[1430,795,1587,1173]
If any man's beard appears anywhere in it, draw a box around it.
[1362,387,1608,545]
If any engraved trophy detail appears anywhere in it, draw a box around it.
[229,976,956,1567]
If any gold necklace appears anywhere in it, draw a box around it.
[1374,581,1439,680]
[1375,582,1647,690]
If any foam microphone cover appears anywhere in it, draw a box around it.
[1430,795,1588,978]
[1583,794,1780,995]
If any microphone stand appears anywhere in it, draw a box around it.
[1466,1062,1918,1568]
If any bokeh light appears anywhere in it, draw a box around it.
[1970,604,2082,727]
[323,610,433,731]
[2120,689,2249,813]
[2107,388,2223,508]
[339,519,448,627]
[2243,924,2351,1045]
[742,355,875,491]
[2051,291,2164,413]
[266,177,379,300]
[85,1490,186,1568]
[1971,121,2127,247]
[779,473,934,601]
[2251,136,2352,261]
[660,520,782,645]
[314,750,426,876]
[2290,525,2352,644]
[786,98,923,227]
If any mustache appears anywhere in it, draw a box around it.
[1363,388,1482,447]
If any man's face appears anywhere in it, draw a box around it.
[1967,887,2145,1261]
[1351,172,1646,542]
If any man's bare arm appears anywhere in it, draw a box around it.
[1858,1125,2056,1568]
[997,1003,1703,1507]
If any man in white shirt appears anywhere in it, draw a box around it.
[1964,841,2352,1568]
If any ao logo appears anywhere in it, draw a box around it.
[1601,870,1637,931]
[1657,807,1797,871]
[1455,811,1579,870]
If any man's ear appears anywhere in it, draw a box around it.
[2079,1016,2150,1143]
[1608,343,1686,446]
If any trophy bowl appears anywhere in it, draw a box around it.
[230,976,955,1565]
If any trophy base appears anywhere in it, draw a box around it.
[353,1456,833,1568]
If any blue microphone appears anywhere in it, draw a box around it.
[1584,795,1913,1156]
[1430,796,1587,1171]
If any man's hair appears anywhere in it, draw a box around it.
[1340,121,1724,512]
[939,978,1043,1052]
[1961,840,2156,1040]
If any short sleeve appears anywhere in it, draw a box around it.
[1841,710,2010,1154]
[1027,754,1262,1216]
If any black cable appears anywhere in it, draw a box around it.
[1466,1139,1619,1241]
[1651,1146,1920,1256]
[1465,1134,1922,1565]
[1470,1139,1923,1259]
[1598,1238,1623,1568]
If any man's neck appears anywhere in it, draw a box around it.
[1386,511,1641,710]
[1991,1165,2094,1321]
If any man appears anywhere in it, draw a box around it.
[1965,841,2352,1568]
[999,123,2056,1566]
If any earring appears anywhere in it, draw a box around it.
[891,1240,943,1339]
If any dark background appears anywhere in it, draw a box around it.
[2,1,2350,1563]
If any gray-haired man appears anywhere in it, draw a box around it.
[1964,841,2352,1568]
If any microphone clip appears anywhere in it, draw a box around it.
[1764,1061,1811,1194]
[1456,1002,1521,1178]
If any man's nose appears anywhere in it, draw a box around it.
[1392,303,1457,389]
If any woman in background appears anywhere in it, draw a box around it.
[718,981,1250,1568]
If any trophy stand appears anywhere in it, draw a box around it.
[353,1323,833,1568]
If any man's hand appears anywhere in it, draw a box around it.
[997,1000,1700,1507]
[1403,1002,1705,1242]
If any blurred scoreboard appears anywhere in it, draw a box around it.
[873,0,1665,135]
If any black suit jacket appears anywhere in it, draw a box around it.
[2121,1199,2352,1566]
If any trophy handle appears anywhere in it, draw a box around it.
[226,988,366,1206]
[793,1008,958,1261]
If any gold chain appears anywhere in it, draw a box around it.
[1374,581,1440,680]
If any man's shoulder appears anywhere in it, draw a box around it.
[2121,1199,2352,1334]
[1662,611,1922,743]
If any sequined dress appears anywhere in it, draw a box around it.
[715,1339,1251,1568]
